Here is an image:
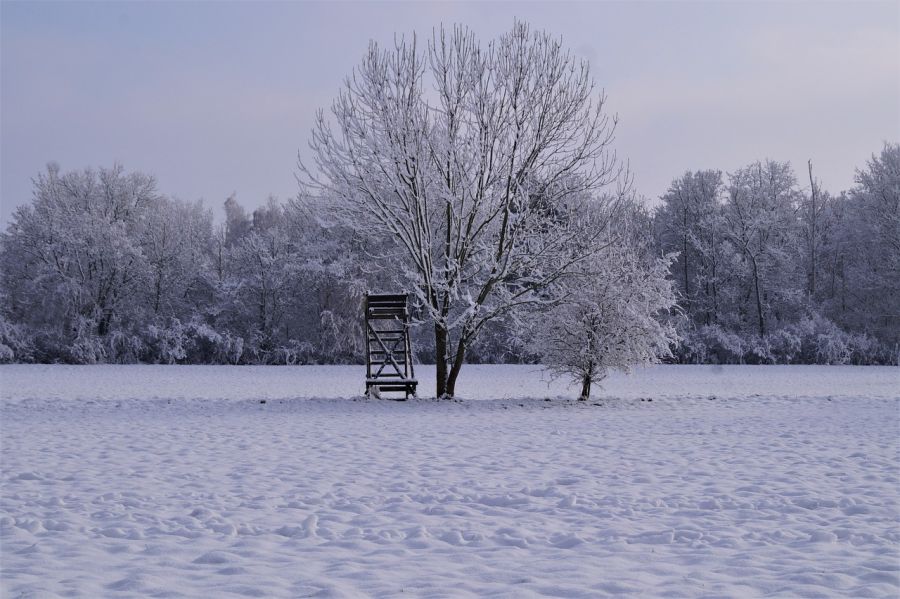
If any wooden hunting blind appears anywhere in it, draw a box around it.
[365,293,417,399]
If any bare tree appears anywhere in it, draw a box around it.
[846,143,900,345]
[800,160,835,300]
[537,206,678,400]
[300,22,623,397]
[656,170,724,325]
[722,161,801,337]
[142,197,213,316]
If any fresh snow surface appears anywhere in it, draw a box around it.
[1,366,898,598]
[2,363,898,402]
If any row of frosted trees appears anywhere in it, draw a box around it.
[653,145,898,365]
[2,145,894,367]
[0,165,367,365]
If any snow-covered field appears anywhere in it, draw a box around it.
[1,365,898,597]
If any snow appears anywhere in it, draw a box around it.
[2,363,897,402]
[1,365,898,597]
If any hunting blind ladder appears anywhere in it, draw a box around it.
[365,293,417,399]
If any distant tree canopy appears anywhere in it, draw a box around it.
[1,145,897,371]
[0,165,363,365]
[653,144,899,365]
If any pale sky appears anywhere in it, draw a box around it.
[2,1,898,224]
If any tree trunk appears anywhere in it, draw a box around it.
[712,261,718,324]
[683,231,690,313]
[434,323,449,398]
[154,273,162,314]
[579,374,592,401]
[751,258,765,337]
[97,312,111,337]
[807,160,818,297]
[445,337,468,398]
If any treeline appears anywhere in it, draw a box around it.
[653,144,898,364]
[0,165,366,364]
[1,144,897,365]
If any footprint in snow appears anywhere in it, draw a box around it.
[557,495,577,508]
[628,530,675,545]
[193,550,238,565]
[807,530,838,543]
[549,533,584,548]
[106,576,145,592]
[555,477,581,486]
[440,530,465,545]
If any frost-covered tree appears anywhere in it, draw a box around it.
[537,208,678,400]
[141,197,214,317]
[0,163,230,363]
[215,197,295,361]
[285,195,370,363]
[655,170,725,326]
[800,161,834,300]
[721,160,802,337]
[651,150,898,365]
[301,22,623,397]
[842,143,900,345]
[208,194,369,364]
[1,164,157,361]
[223,194,252,247]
